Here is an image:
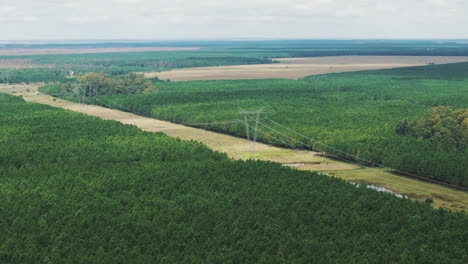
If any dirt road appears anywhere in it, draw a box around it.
[2,84,467,211]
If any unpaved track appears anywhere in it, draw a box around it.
[146,56,468,81]
[2,84,467,211]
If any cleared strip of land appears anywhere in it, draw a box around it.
[0,47,200,56]
[2,83,467,212]
[146,56,468,81]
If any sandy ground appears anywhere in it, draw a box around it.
[146,56,468,81]
[0,47,200,56]
[2,83,467,211]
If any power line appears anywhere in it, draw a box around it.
[88,95,239,128]
[240,109,264,158]
[262,118,428,179]
[257,119,468,192]
[64,91,387,170]
[239,120,302,150]
[249,120,453,194]
[44,90,465,191]
[254,120,368,168]
[266,117,381,164]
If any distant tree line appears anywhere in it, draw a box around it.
[53,72,155,96]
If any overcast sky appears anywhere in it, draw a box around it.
[1,0,467,40]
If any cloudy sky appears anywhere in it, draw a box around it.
[1,0,467,40]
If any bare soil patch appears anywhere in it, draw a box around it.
[0,47,200,56]
[146,56,468,81]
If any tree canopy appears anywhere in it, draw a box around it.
[1,92,467,263]
[397,106,468,150]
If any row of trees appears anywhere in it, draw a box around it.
[397,106,468,150]
[50,72,155,97]
[0,51,276,84]
[79,72,154,95]
[1,92,467,263]
[0,68,69,84]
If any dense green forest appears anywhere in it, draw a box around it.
[0,68,70,84]
[47,72,155,97]
[1,93,467,263]
[43,63,468,187]
[3,40,468,83]
[0,51,275,84]
[397,106,467,150]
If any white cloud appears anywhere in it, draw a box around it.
[0,0,466,39]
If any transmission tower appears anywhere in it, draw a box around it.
[240,109,264,158]
[1,70,10,84]
[76,82,88,108]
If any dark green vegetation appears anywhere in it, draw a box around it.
[397,106,467,150]
[0,68,71,84]
[3,39,468,83]
[1,93,467,263]
[0,50,274,84]
[44,63,468,187]
[44,72,154,97]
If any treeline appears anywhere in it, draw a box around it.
[54,63,468,187]
[0,68,70,84]
[0,51,274,84]
[364,62,468,81]
[397,106,468,150]
[287,47,468,57]
[1,93,467,263]
[3,41,468,84]
[47,72,154,97]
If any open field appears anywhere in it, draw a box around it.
[3,41,468,84]
[145,56,468,81]
[3,83,467,211]
[0,46,200,56]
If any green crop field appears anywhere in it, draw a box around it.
[43,62,468,187]
[1,93,467,263]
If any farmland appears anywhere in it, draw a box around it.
[45,62,468,188]
[3,40,468,83]
[1,92,467,262]
[148,56,468,81]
